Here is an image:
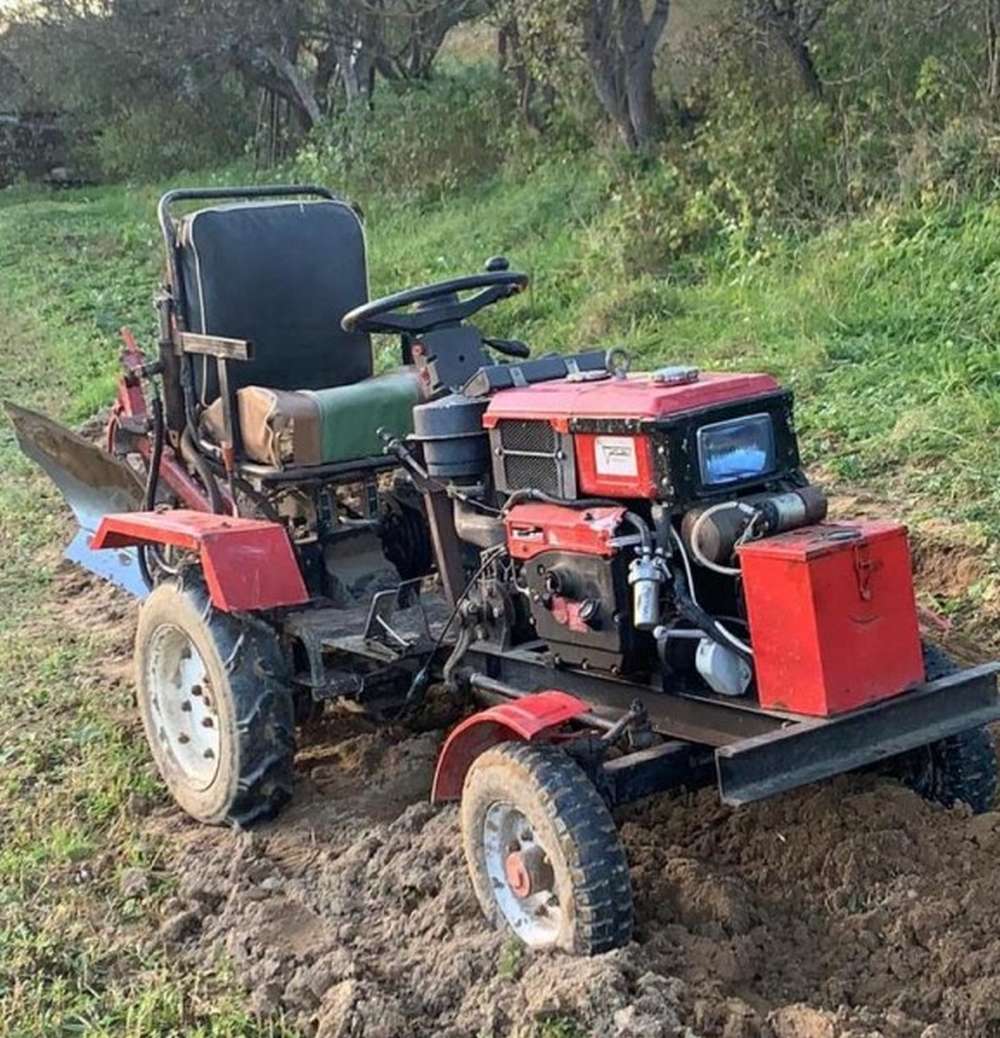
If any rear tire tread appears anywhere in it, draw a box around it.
[137,580,295,827]
[887,643,999,814]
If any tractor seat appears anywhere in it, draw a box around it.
[175,197,419,471]
[200,372,421,469]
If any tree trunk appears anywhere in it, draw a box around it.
[262,48,321,129]
[581,0,671,150]
[988,0,1000,100]
[336,41,374,108]
[622,0,669,148]
[582,0,636,148]
[788,37,823,98]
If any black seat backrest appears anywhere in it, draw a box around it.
[175,200,372,405]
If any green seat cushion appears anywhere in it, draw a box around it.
[201,369,421,469]
[302,370,420,464]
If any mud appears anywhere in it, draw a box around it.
[51,554,1000,1038]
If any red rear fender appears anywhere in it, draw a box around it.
[91,509,309,612]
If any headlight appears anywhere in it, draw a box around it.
[697,413,775,486]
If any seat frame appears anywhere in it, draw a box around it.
[155,185,388,485]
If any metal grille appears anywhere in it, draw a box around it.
[504,453,561,496]
[493,419,574,498]
[499,420,556,453]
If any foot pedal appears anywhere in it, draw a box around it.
[363,579,428,650]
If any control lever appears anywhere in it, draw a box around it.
[484,336,531,359]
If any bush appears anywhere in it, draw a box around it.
[292,66,525,203]
[87,81,254,182]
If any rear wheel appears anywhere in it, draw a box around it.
[135,581,295,826]
[460,742,633,955]
[886,644,998,814]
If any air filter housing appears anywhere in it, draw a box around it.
[412,394,489,480]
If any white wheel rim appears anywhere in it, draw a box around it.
[483,801,564,947]
[146,623,221,790]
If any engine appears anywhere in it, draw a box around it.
[413,363,830,697]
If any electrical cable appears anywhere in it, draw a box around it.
[669,526,754,657]
[405,543,508,705]
[688,500,755,577]
[180,428,226,514]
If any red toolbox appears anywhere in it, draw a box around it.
[736,521,924,717]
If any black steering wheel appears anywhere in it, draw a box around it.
[341,267,528,335]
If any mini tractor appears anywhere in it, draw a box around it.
[8,185,1000,955]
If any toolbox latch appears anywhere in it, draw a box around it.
[854,542,875,601]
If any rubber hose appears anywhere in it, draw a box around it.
[137,394,165,590]
[670,569,753,663]
[180,427,226,514]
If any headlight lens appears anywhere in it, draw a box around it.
[698,413,775,486]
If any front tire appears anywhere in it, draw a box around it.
[135,581,295,826]
[461,742,633,955]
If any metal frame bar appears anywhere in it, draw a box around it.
[716,662,1000,805]
[464,642,1000,808]
[466,642,792,745]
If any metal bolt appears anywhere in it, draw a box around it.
[181,701,192,712]
[201,717,214,729]
[191,684,203,697]
[178,733,190,744]
[203,748,215,760]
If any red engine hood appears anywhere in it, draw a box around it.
[482,371,781,430]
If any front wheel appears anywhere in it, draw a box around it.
[460,742,633,955]
[135,581,295,826]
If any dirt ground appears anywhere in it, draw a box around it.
[60,508,1000,1038]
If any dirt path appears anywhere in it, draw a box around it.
[51,506,1000,1038]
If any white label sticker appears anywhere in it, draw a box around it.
[594,436,638,477]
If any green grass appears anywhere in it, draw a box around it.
[1,149,999,1032]
[3,163,999,538]
[0,213,296,1035]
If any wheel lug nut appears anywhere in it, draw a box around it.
[203,749,215,759]
[181,701,192,712]
[201,717,214,728]
[191,685,203,697]
[178,733,190,744]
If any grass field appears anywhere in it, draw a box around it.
[1,158,999,1033]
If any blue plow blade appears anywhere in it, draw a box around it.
[3,400,149,599]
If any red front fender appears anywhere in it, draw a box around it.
[431,690,591,803]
